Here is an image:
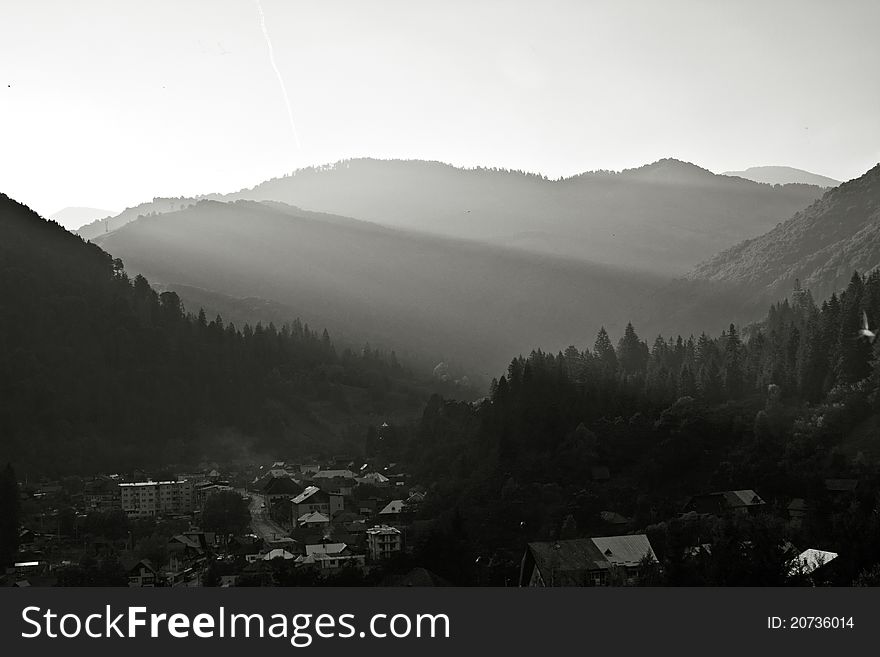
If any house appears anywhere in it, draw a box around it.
[356,472,390,487]
[519,534,657,587]
[124,558,159,587]
[683,489,765,516]
[296,511,330,528]
[291,486,344,520]
[789,548,838,577]
[263,548,296,561]
[313,469,356,481]
[378,500,407,523]
[591,535,658,585]
[228,535,263,563]
[312,470,357,496]
[298,543,365,573]
[366,525,402,561]
[261,476,303,503]
[167,534,207,573]
[520,539,609,587]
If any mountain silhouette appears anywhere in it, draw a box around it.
[722,166,840,187]
[81,158,825,276]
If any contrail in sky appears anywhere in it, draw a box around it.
[254,0,301,149]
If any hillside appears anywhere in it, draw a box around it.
[722,166,840,188]
[0,193,450,477]
[690,163,880,303]
[92,199,663,379]
[80,158,825,276]
[221,158,824,275]
[401,269,880,585]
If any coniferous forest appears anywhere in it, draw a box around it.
[0,193,455,476]
[401,273,880,585]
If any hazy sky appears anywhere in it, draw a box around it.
[2,0,879,220]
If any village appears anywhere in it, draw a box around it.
[6,450,435,587]
[6,445,851,587]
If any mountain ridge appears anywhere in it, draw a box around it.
[79,157,825,276]
[91,198,666,379]
[722,165,840,188]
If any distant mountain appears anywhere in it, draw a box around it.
[93,199,663,378]
[722,166,840,188]
[49,206,116,231]
[81,158,825,276]
[634,163,880,336]
[77,197,196,240]
[0,192,449,476]
[221,158,825,275]
[690,163,880,302]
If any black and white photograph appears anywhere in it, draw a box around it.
[2,0,880,612]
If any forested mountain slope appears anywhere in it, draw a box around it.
[93,199,662,379]
[0,193,449,477]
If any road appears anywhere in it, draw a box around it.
[248,492,290,542]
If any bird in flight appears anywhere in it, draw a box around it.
[859,311,877,342]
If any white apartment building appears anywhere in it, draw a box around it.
[119,480,193,518]
[366,525,402,561]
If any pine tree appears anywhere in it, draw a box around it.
[617,322,647,375]
[593,326,618,375]
[724,324,743,398]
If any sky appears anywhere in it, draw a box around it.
[2,0,879,223]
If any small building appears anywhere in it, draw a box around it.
[228,535,263,563]
[683,489,765,516]
[591,535,658,585]
[291,486,344,520]
[378,500,407,523]
[519,534,657,587]
[167,534,207,573]
[125,558,159,587]
[296,511,331,528]
[366,525,403,561]
[263,548,297,561]
[789,548,838,578]
[356,472,390,487]
[313,469,357,481]
[262,476,303,503]
[298,543,365,573]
